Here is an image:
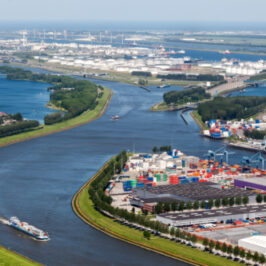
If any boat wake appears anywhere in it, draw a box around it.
[0,216,9,225]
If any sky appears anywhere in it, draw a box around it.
[1,0,266,23]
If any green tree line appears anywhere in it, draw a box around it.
[163,87,211,105]
[198,96,266,122]
[157,74,224,81]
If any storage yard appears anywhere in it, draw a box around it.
[106,149,266,254]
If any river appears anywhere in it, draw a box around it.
[0,77,263,265]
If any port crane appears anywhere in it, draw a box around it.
[241,151,265,170]
[205,145,233,164]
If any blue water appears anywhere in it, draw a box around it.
[0,76,54,123]
[230,84,266,97]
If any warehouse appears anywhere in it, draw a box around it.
[234,177,266,191]
[157,205,266,226]
[133,182,257,203]
[238,235,266,255]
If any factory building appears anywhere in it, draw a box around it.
[239,236,266,256]
[157,205,266,227]
[133,182,257,203]
[234,177,266,191]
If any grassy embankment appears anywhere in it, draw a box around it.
[190,111,208,130]
[72,159,240,266]
[0,87,112,148]
[0,246,41,266]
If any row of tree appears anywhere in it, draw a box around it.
[157,74,224,81]
[163,87,211,105]
[244,129,266,140]
[198,96,266,122]
[132,71,152,77]
[154,196,250,214]
[202,237,265,264]
[0,120,39,138]
[152,146,172,153]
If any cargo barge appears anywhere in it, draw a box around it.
[9,217,49,241]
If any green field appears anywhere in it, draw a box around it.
[0,246,40,266]
[73,161,240,266]
[0,87,112,147]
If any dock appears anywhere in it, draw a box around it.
[227,142,266,154]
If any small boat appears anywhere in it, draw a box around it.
[111,115,119,121]
[157,84,170,89]
[177,50,186,54]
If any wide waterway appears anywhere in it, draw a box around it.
[0,76,264,265]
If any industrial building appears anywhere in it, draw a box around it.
[133,182,257,203]
[234,177,266,191]
[157,205,266,226]
[238,235,266,255]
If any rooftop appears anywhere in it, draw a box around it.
[134,182,256,201]
[235,177,266,187]
[158,204,266,221]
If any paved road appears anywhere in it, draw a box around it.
[209,76,249,96]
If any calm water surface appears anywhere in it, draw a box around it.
[0,75,54,123]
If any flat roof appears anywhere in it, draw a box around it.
[236,177,266,187]
[239,235,266,248]
[135,182,256,201]
[157,205,266,221]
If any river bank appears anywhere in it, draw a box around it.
[0,245,41,266]
[72,157,240,266]
[0,87,112,148]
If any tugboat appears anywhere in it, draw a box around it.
[8,217,49,241]
[111,115,119,121]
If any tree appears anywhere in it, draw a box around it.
[253,251,259,262]
[179,201,185,211]
[170,227,175,236]
[221,243,227,253]
[175,228,181,238]
[191,235,197,243]
[222,197,228,207]
[259,254,266,264]
[163,202,170,212]
[186,201,192,210]
[209,240,215,251]
[235,196,242,205]
[143,231,151,240]
[155,202,163,214]
[152,146,158,153]
[243,196,249,206]
[193,200,199,210]
[131,207,135,213]
[227,245,233,254]
[233,246,240,257]
[229,197,235,206]
[264,195,266,203]
[246,250,252,260]
[256,194,263,204]
[215,241,221,251]
[203,238,209,246]
[171,201,178,212]
[200,200,206,209]
[239,249,245,259]
[208,199,213,209]
[215,198,221,208]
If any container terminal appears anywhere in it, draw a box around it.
[106,149,266,256]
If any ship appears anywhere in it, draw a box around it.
[111,115,119,121]
[8,217,49,241]
[177,50,186,54]
[157,84,170,89]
